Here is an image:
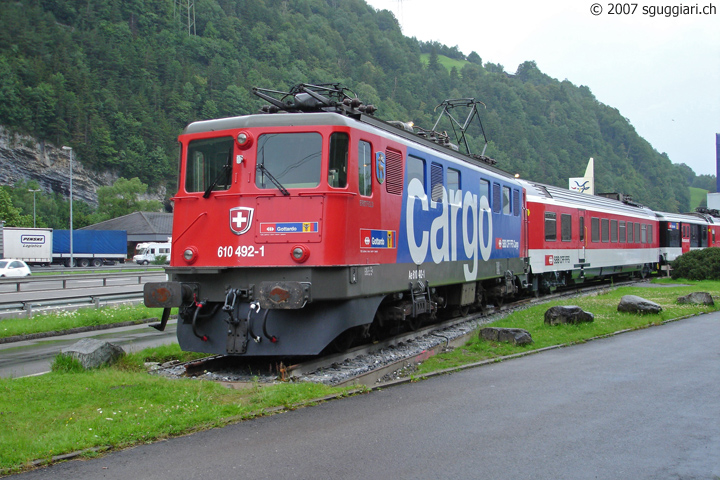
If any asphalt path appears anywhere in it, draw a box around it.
[0,322,178,378]
[9,312,719,479]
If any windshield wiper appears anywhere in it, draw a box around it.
[203,164,232,198]
[257,163,290,196]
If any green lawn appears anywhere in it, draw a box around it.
[419,53,469,73]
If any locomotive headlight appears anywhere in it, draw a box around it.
[236,131,253,149]
[183,246,198,264]
[291,245,310,263]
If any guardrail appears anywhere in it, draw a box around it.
[0,270,166,292]
[0,269,166,319]
[0,291,146,319]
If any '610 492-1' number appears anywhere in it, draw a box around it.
[217,245,265,258]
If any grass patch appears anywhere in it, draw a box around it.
[0,304,167,339]
[690,186,708,210]
[415,281,720,375]
[0,351,359,474]
[419,53,469,72]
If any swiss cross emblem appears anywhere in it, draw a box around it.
[229,207,254,235]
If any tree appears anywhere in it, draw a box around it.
[0,188,33,227]
[95,177,162,221]
[467,51,482,65]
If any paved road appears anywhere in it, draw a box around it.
[10,313,720,479]
[0,322,178,378]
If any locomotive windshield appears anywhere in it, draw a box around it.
[256,133,322,190]
[185,137,234,194]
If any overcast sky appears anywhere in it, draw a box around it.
[364,0,719,177]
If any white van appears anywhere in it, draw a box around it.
[133,242,171,265]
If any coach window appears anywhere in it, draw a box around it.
[619,221,626,243]
[634,223,641,244]
[407,155,425,194]
[648,224,653,244]
[186,136,234,193]
[492,183,502,214]
[545,212,557,242]
[611,220,618,243]
[627,221,634,243]
[561,214,572,242]
[579,217,585,242]
[358,141,372,196]
[503,186,511,215]
[447,168,461,205]
[430,162,444,202]
[641,224,647,244]
[479,179,490,209]
[591,217,600,242]
[513,189,520,216]
[328,132,348,188]
[601,218,609,243]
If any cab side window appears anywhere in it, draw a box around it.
[328,132,348,188]
[358,141,372,197]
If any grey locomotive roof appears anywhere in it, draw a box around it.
[182,112,356,134]
[518,180,657,218]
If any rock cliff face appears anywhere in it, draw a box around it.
[0,126,118,207]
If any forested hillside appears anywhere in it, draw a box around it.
[0,0,704,212]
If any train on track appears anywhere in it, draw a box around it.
[144,83,720,357]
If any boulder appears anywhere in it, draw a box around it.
[60,338,126,369]
[544,305,594,325]
[677,292,714,306]
[617,295,662,314]
[480,327,533,346]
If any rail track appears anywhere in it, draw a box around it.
[152,280,642,387]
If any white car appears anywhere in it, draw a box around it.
[0,259,32,277]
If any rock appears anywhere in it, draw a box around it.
[617,295,662,314]
[60,338,126,369]
[480,327,533,346]
[677,292,714,306]
[544,305,594,325]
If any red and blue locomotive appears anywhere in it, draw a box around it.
[144,84,527,356]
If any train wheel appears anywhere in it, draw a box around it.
[327,328,357,353]
[406,315,422,331]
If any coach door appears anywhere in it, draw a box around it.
[578,209,586,263]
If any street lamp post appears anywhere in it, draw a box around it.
[61,146,73,267]
[28,189,41,228]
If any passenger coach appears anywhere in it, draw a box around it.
[519,181,659,292]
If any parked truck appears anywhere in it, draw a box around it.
[0,227,53,265]
[0,226,127,267]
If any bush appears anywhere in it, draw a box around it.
[152,255,168,265]
[671,247,720,280]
